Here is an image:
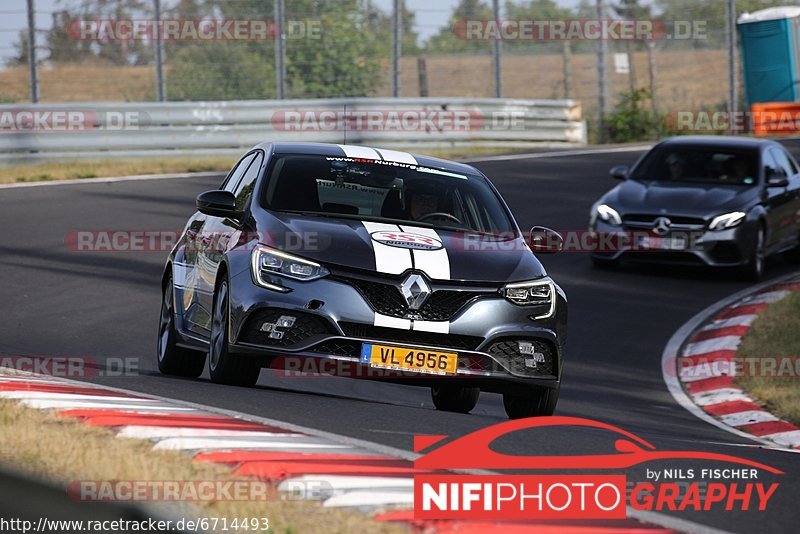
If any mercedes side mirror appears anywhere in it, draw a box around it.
[610,165,629,180]
[766,167,789,188]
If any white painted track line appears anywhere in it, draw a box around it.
[153,436,354,451]
[116,426,302,439]
[322,490,414,508]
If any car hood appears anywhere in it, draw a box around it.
[257,212,546,283]
[604,180,760,217]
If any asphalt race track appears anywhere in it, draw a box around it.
[2,147,799,533]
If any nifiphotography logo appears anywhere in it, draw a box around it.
[413,417,782,520]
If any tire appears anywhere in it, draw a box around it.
[208,278,260,387]
[431,385,480,414]
[503,385,559,419]
[157,275,205,378]
[591,255,619,270]
[740,225,766,282]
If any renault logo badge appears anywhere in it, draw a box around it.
[399,273,431,310]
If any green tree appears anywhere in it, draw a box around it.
[167,42,275,100]
[655,0,785,49]
[424,0,493,54]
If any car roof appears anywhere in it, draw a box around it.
[252,141,481,176]
[658,135,776,149]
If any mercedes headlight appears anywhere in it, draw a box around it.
[709,211,746,231]
[500,278,556,319]
[593,204,622,226]
[251,245,329,291]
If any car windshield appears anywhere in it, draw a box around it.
[631,146,759,186]
[261,154,516,234]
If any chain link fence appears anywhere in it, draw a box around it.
[2,0,797,141]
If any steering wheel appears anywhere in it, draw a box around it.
[417,212,463,225]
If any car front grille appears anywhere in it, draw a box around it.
[239,308,335,348]
[338,322,484,351]
[622,214,706,231]
[339,276,491,321]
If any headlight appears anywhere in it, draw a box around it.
[500,278,556,318]
[709,211,746,231]
[593,204,622,226]
[251,244,329,291]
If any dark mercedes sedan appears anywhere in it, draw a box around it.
[590,136,800,279]
[158,142,567,418]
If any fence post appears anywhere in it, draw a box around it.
[26,0,39,103]
[647,41,657,116]
[562,41,572,100]
[417,56,429,97]
[153,0,166,101]
[726,0,738,125]
[596,0,608,141]
[392,0,401,97]
[275,0,286,99]
[492,0,502,98]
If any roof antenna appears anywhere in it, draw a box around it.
[343,103,347,145]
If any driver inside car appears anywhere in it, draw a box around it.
[408,189,440,220]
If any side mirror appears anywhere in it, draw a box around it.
[609,165,629,180]
[196,190,241,219]
[766,167,789,188]
[528,226,564,254]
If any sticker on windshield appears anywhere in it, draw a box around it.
[370,231,443,251]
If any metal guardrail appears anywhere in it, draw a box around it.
[0,98,586,164]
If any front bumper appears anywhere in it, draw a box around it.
[227,268,566,395]
[589,219,757,267]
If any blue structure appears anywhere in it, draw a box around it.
[738,7,800,107]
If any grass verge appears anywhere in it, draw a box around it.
[0,158,234,184]
[0,397,404,533]
[734,291,800,425]
[0,146,531,185]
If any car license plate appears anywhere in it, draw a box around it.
[360,343,458,375]
[640,235,686,250]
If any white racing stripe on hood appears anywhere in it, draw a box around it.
[375,148,417,164]
[401,226,450,281]
[339,144,381,160]
[362,221,412,275]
